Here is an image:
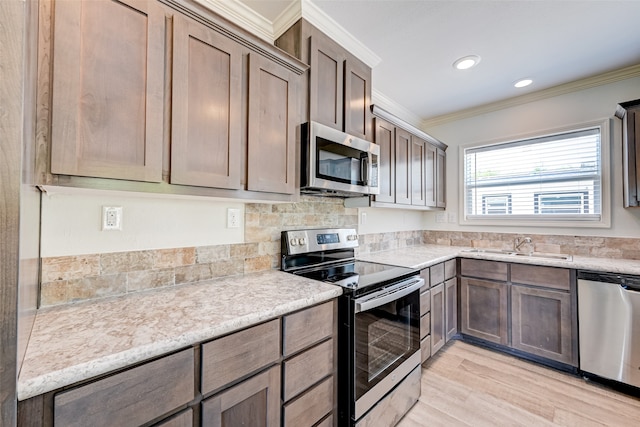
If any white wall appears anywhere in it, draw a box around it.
[40,187,244,257]
[357,207,427,235]
[423,76,640,238]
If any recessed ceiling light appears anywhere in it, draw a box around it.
[514,79,533,88]
[453,55,481,70]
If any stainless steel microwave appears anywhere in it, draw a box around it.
[301,121,380,197]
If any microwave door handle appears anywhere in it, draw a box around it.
[360,156,369,185]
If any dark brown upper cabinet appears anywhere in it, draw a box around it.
[171,14,243,190]
[247,54,298,195]
[276,19,374,142]
[616,99,640,207]
[50,0,165,182]
[40,0,307,201]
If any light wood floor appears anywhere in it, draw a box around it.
[397,340,640,426]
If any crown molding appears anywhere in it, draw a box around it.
[300,0,381,68]
[422,63,640,129]
[372,89,424,130]
[193,0,275,42]
[272,1,303,40]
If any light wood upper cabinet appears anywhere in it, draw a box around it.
[309,35,345,132]
[436,148,446,208]
[374,118,396,203]
[344,55,373,140]
[411,136,427,206]
[276,20,374,141]
[171,14,242,189]
[50,0,164,182]
[395,128,412,205]
[247,54,297,194]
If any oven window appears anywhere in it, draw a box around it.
[354,290,420,400]
[316,137,367,185]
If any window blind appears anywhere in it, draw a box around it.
[464,127,601,221]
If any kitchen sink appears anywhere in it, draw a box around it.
[461,248,572,261]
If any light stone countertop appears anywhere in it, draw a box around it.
[18,270,342,401]
[357,244,640,275]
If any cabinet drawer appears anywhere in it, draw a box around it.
[430,262,445,285]
[283,376,334,427]
[460,258,508,281]
[420,335,431,364]
[155,408,193,427]
[420,290,431,315]
[420,313,431,340]
[511,264,571,291]
[419,268,430,291]
[54,348,194,427]
[201,319,280,395]
[283,339,334,401]
[283,301,335,356]
[445,259,456,280]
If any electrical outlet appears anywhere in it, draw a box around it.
[227,208,240,228]
[436,212,447,223]
[102,206,122,231]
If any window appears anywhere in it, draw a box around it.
[463,121,608,226]
[534,191,589,214]
[482,194,512,214]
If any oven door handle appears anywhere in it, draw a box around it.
[354,277,424,313]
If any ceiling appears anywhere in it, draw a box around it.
[234,0,640,125]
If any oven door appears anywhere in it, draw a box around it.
[353,276,422,419]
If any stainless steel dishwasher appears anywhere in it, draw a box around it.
[578,271,640,388]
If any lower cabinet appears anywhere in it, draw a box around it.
[444,277,457,342]
[460,277,509,345]
[460,259,576,366]
[201,365,280,426]
[18,300,337,427]
[430,283,445,354]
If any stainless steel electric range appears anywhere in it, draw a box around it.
[281,228,422,426]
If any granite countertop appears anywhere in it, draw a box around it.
[358,244,640,275]
[18,270,342,401]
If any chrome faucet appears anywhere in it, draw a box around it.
[514,236,533,252]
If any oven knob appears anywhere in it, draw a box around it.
[299,237,307,245]
[347,235,358,241]
[290,238,298,246]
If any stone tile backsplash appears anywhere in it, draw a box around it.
[423,230,640,260]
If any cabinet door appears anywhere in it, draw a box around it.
[425,143,437,207]
[410,136,426,206]
[436,148,446,208]
[309,35,344,131]
[171,15,242,189]
[50,0,164,182]
[395,128,412,205]
[460,278,508,345]
[344,55,372,141]
[430,283,445,355]
[247,54,297,194]
[374,118,395,203]
[202,365,280,427]
[445,278,457,342]
[511,285,574,365]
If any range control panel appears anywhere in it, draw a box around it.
[282,228,359,255]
